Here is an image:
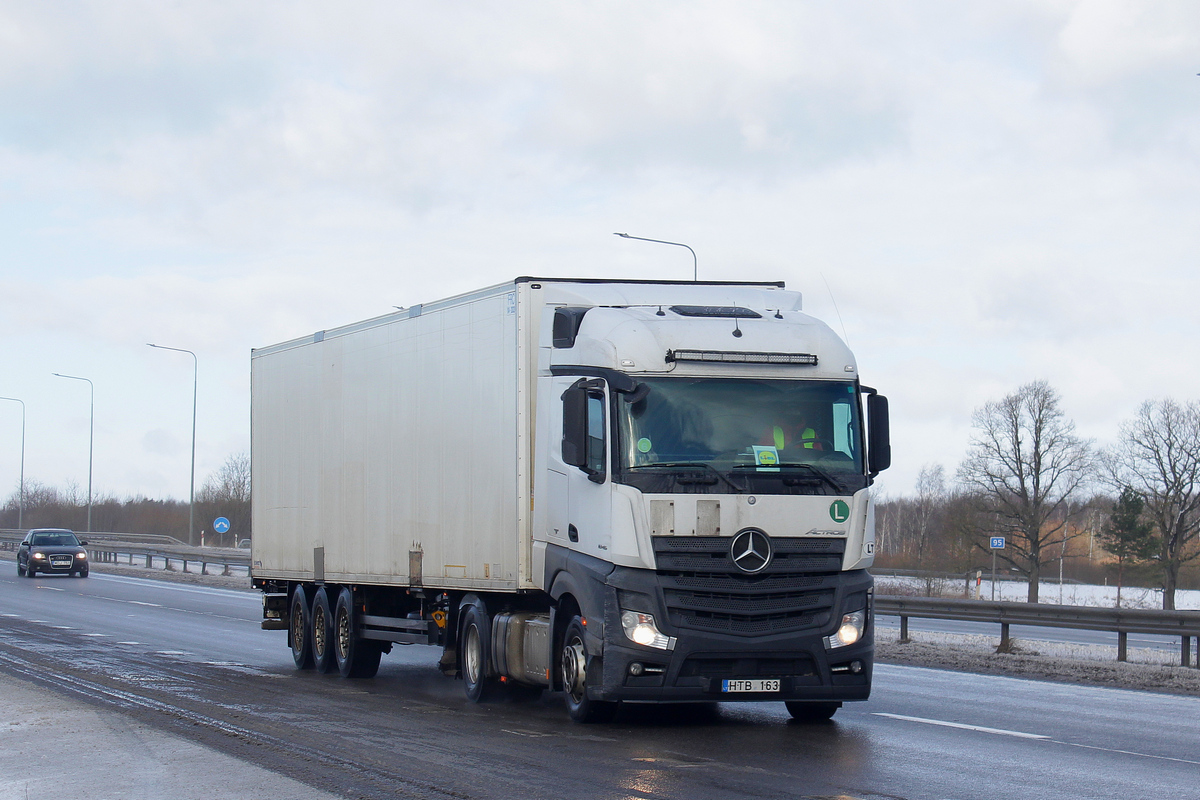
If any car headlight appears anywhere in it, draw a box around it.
[32,551,45,560]
[620,611,676,651]
[824,609,867,649]
[77,551,88,560]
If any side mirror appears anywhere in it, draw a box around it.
[866,393,891,476]
[561,384,588,468]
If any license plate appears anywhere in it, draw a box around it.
[721,679,780,693]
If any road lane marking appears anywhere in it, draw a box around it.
[875,712,1200,765]
[1052,740,1200,766]
[873,712,1049,739]
[117,641,140,645]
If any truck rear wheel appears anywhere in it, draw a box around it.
[561,616,617,723]
[334,587,382,679]
[460,604,496,703]
[290,585,314,669]
[785,701,840,722]
[311,587,337,674]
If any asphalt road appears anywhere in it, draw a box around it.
[1,569,1198,800]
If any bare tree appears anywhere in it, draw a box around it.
[198,452,251,546]
[1104,399,1200,610]
[957,381,1094,602]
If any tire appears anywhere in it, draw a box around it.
[26,565,36,578]
[785,701,840,722]
[16,563,25,577]
[290,585,314,670]
[460,604,496,703]
[78,569,88,578]
[560,616,617,723]
[311,587,337,674]
[334,587,382,679]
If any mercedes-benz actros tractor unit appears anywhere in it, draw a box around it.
[251,277,890,722]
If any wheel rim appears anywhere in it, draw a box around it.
[336,606,352,659]
[313,605,327,657]
[464,623,482,686]
[562,635,587,703]
[291,599,305,652]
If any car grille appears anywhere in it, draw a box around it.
[679,655,817,678]
[48,555,74,569]
[653,536,844,636]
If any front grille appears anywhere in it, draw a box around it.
[48,555,74,569]
[654,536,843,637]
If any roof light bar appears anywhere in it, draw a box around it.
[666,350,819,365]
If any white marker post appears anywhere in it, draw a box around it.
[989,537,1005,601]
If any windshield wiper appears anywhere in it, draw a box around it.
[625,462,745,493]
[732,462,845,492]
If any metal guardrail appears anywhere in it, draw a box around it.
[0,530,249,577]
[876,596,1200,668]
[86,544,250,577]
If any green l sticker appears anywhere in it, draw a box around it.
[829,500,850,523]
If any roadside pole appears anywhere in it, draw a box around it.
[989,537,1005,601]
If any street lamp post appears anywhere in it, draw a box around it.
[613,233,698,281]
[52,373,93,533]
[147,344,198,547]
[0,396,25,529]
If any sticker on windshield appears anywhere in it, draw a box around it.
[752,446,780,472]
[637,437,652,453]
[829,500,850,523]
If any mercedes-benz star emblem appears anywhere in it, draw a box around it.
[730,528,772,574]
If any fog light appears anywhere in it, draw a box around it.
[850,660,863,674]
[629,662,645,676]
[620,611,676,651]
[824,610,866,649]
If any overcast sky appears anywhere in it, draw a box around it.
[2,1,1198,514]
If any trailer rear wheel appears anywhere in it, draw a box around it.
[461,604,496,702]
[311,587,337,674]
[289,585,314,669]
[785,701,840,722]
[334,587,382,679]
[561,616,617,723]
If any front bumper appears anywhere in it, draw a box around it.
[587,566,873,704]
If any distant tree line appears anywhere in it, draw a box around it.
[1,452,252,548]
[876,382,1200,609]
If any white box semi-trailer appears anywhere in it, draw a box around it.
[251,277,890,723]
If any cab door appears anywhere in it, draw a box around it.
[556,376,612,558]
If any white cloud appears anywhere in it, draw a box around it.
[1,1,1198,500]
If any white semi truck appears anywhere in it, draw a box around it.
[251,277,890,722]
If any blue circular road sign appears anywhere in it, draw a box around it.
[213,517,231,534]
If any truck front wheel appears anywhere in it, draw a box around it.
[785,701,840,722]
[560,616,617,723]
[460,604,496,702]
[289,585,314,669]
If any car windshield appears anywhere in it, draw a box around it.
[617,377,864,493]
[30,532,80,546]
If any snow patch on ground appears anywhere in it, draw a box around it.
[876,576,1200,610]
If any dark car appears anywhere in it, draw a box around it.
[16,528,89,578]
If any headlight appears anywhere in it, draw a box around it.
[77,552,88,560]
[824,609,866,649]
[620,611,676,651]
[32,551,45,560]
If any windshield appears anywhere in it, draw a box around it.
[617,377,864,494]
[30,532,80,546]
